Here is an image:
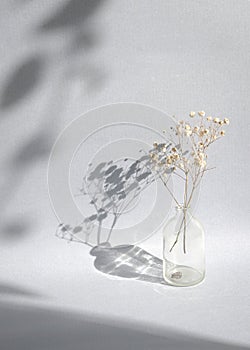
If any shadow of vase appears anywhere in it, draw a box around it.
[90,243,166,285]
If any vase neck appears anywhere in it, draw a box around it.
[175,205,191,211]
[174,205,192,217]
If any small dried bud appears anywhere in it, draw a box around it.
[171,147,177,152]
[185,129,192,136]
[201,160,206,168]
[194,154,206,168]
[204,128,209,134]
[206,116,212,121]
[219,120,224,125]
[220,130,225,136]
[213,117,220,123]
[176,125,181,135]
[189,111,196,118]
[185,124,191,130]
[153,142,158,148]
[224,118,230,125]
[198,111,206,117]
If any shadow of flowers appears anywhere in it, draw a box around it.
[90,243,166,285]
[57,144,172,246]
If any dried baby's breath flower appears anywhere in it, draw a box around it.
[149,110,229,255]
[193,126,200,133]
[198,111,206,117]
[176,125,181,135]
[194,152,206,168]
[185,129,192,136]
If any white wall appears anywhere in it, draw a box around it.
[0,1,249,348]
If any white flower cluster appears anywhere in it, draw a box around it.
[150,111,230,175]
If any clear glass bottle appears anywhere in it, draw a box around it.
[163,206,205,287]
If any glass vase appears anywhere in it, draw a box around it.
[163,206,205,287]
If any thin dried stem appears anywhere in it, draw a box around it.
[150,111,229,254]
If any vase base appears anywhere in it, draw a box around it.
[163,264,204,287]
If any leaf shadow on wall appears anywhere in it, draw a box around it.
[39,0,106,31]
[37,0,107,92]
[0,0,107,240]
[1,0,107,110]
[0,126,55,241]
[0,55,44,110]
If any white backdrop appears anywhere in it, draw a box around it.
[0,1,249,349]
